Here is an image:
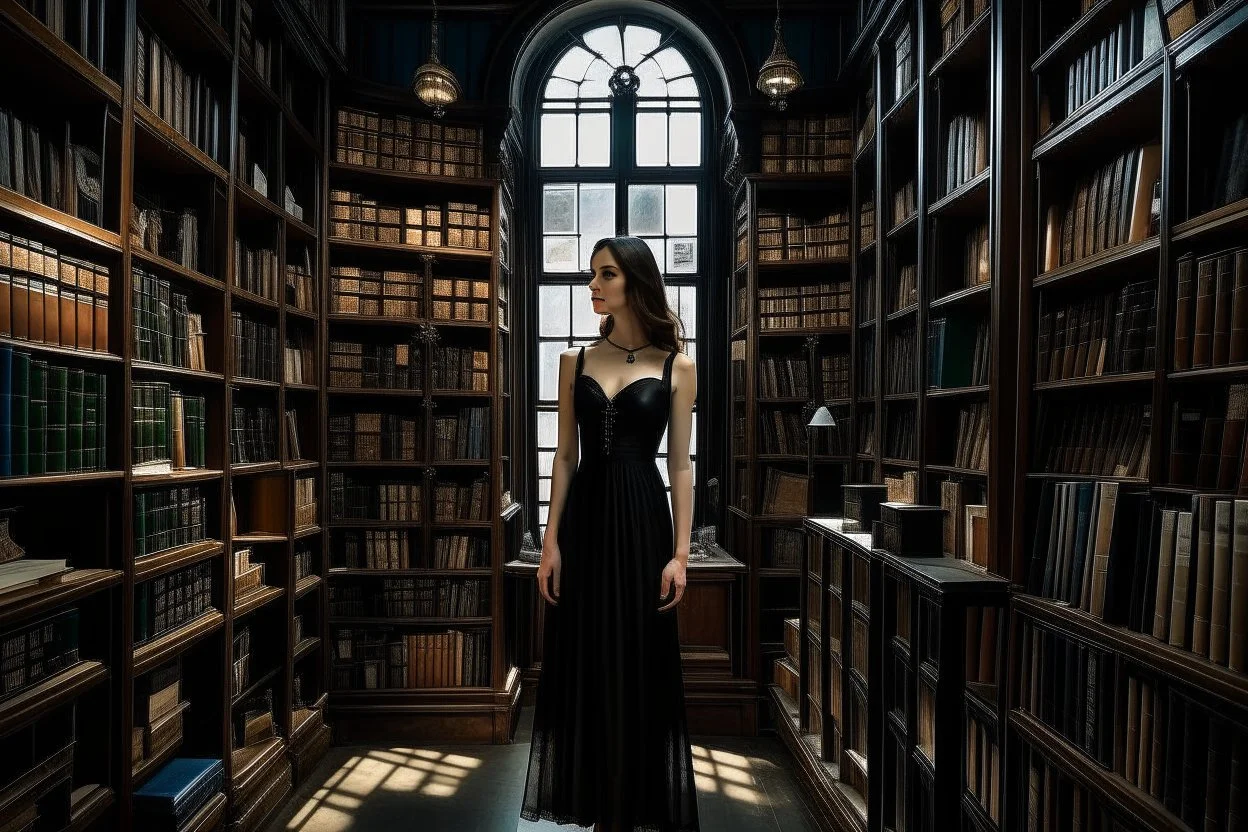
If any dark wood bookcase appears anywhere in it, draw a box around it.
[0,1,346,830]
[727,155,856,732]
[322,88,521,745]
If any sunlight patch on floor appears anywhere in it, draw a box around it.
[690,743,764,805]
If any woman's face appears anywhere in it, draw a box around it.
[588,247,626,316]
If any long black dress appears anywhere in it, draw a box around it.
[521,346,700,831]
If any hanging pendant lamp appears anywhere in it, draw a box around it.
[756,0,804,111]
[412,0,460,118]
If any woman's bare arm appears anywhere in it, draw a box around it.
[666,354,696,565]
[543,349,580,548]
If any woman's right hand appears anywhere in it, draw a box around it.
[537,544,561,606]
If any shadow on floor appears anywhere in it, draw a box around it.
[264,706,825,832]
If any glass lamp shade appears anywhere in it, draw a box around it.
[413,58,461,117]
[756,24,803,110]
[807,405,837,428]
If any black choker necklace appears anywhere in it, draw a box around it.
[604,335,650,363]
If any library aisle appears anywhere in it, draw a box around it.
[261,706,823,832]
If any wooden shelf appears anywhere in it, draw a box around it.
[0,568,122,628]
[230,285,281,311]
[1031,57,1163,164]
[233,533,287,544]
[328,161,498,191]
[286,215,319,240]
[130,247,226,292]
[329,616,492,626]
[234,181,285,224]
[330,568,493,578]
[230,461,282,475]
[926,384,990,399]
[883,82,919,129]
[928,168,990,217]
[136,0,232,64]
[757,256,850,270]
[930,282,991,310]
[293,636,321,663]
[232,665,281,708]
[67,784,114,832]
[133,610,224,675]
[0,336,121,365]
[1173,195,1248,243]
[1170,0,1248,71]
[328,460,423,470]
[134,540,224,582]
[1010,708,1185,831]
[131,361,225,383]
[134,102,229,182]
[233,585,285,619]
[1013,594,1248,709]
[1033,237,1159,290]
[886,304,918,323]
[1024,472,1148,484]
[748,172,852,192]
[1032,0,1135,73]
[294,574,322,599]
[329,236,493,262]
[1033,371,1155,392]
[293,523,322,539]
[887,212,919,242]
[230,377,280,390]
[180,792,227,832]
[925,464,988,478]
[230,736,286,792]
[131,732,183,787]
[132,468,223,486]
[0,660,107,736]
[929,8,991,78]
[326,386,423,397]
[0,470,123,488]
[0,186,122,254]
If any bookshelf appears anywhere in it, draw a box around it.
[0,1,346,830]
[323,93,520,744]
[1009,1,1248,830]
[727,118,856,731]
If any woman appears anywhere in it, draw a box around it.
[520,236,701,832]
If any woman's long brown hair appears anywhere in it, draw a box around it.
[591,236,687,353]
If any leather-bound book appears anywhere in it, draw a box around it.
[1192,254,1217,368]
[1174,252,1196,370]
[1214,250,1236,365]
[1231,249,1248,364]
[1220,385,1248,491]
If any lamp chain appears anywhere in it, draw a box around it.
[431,0,440,62]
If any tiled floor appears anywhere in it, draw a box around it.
[265,706,826,832]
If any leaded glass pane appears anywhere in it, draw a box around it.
[543,184,576,233]
[539,341,567,400]
[577,112,610,166]
[538,285,570,336]
[541,114,575,167]
[624,25,660,66]
[552,46,594,82]
[636,112,667,166]
[545,78,578,99]
[654,46,691,79]
[667,237,697,273]
[628,185,664,235]
[578,183,616,269]
[583,25,624,66]
[581,59,612,99]
[669,112,701,166]
[665,184,697,235]
[538,410,558,447]
[543,236,578,272]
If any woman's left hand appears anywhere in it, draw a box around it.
[658,558,687,611]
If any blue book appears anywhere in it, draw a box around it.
[134,757,223,826]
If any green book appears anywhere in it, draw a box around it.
[11,350,28,476]
[155,383,170,461]
[97,375,106,469]
[46,365,67,473]
[28,360,46,475]
[134,491,147,559]
[82,372,98,471]
[66,368,84,471]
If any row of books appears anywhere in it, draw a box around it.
[757,281,851,331]
[133,560,212,644]
[1042,143,1160,271]
[329,577,488,618]
[233,239,280,301]
[0,107,98,224]
[136,23,225,164]
[1037,279,1157,381]
[943,112,987,195]
[331,627,491,690]
[1173,246,1248,371]
[237,117,270,197]
[758,114,853,175]
[886,406,917,461]
[432,406,490,461]
[238,0,274,88]
[758,405,852,457]
[328,472,422,521]
[132,268,207,369]
[892,179,916,227]
[938,0,988,56]
[859,201,875,248]
[233,547,266,598]
[0,607,78,700]
[328,339,423,390]
[887,325,917,393]
[0,247,110,355]
[431,345,490,392]
[284,331,315,386]
[1032,400,1151,478]
[333,106,486,179]
[929,317,990,388]
[1020,746,1135,830]
[294,476,317,529]
[759,466,807,516]
[230,312,278,382]
[328,412,418,462]
[286,260,318,314]
[952,222,991,292]
[15,0,104,69]
[131,195,200,273]
[893,19,913,100]
[0,348,106,475]
[756,208,850,261]
[133,660,185,771]
[431,276,491,323]
[130,383,206,474]
[229,403,276,465]
[1168,384,1248,491]
[432,474,491,522]
[1057,2,1161,123]
[334,530,490,570]
[329,190,492,250]
[765,527,803,570]
[952,402,990,472]
[891,263,916,313]
[939,480,989,567]
[330,264,423,317]
[232,625,252,698]
[134,485,209,560]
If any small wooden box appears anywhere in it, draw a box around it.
[874,502,945,557]
[843,483,889,533]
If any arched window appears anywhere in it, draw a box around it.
[532,19,707,542]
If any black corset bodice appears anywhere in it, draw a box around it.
[574,347,677,465]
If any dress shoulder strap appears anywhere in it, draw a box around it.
[662,349,678,389]
[575,345,586,377]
